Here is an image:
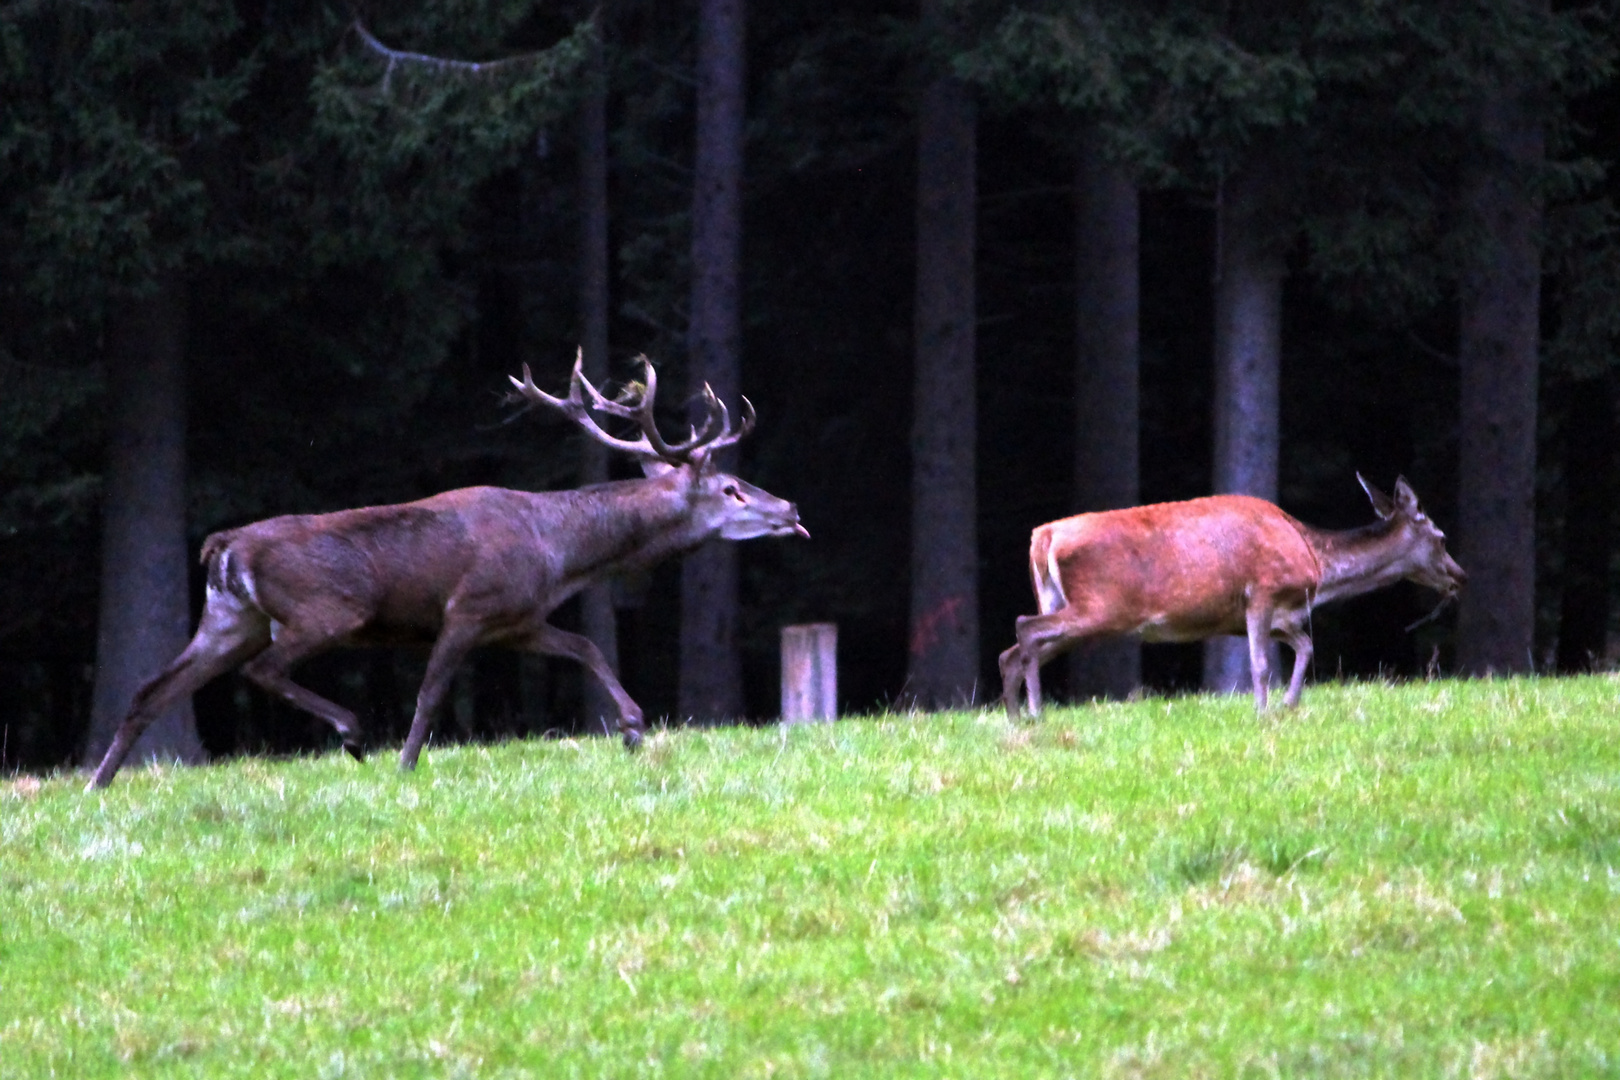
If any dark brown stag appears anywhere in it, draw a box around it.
[1000,476,1465,716]
[87,356,808,790]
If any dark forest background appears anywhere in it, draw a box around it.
[3,0,1619,775]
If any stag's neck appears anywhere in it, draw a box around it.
[1300,519,1410,608]
[544,476,709,574]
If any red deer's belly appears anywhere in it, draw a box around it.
[1134,609,1245,643]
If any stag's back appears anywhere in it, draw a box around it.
[203,492,514,632]
[1031,494,1321,641]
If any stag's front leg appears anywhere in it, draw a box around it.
[399,620,484,771]
[522,623,646,750]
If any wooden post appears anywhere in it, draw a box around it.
[781,623,837,723]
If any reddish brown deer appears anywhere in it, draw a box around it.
[86,356,808,790]
[999,476,1465,717]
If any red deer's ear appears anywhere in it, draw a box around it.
[1392,477,1422,518]
[640,459,676,478]
[1358,472,1395,520]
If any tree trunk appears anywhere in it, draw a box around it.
[1203,165,1285,694]
[1555,374,1610,672]
[906,46,979,709]
[679,0,746,722]
[1456,85,1544,676]
[1068,134,1141,702]
[83,274,205,769]
[578,25,619,735]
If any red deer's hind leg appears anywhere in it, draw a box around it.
[1009,607,1099,717]
[999,643,1026,718]
[240,617,368,763]
[87,591,273,790]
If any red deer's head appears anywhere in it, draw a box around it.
[510,353,809,542]
[1357,473,1466,598]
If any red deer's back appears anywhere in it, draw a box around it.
[218,494,497,634]
[1034,495,1320,642]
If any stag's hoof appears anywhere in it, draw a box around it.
[622,728,644,753]
[344,741,366,763]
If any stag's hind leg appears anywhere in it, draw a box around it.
[87,590,272,790]
[239,616,368,763]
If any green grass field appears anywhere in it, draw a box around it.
[4,677,1620,1078]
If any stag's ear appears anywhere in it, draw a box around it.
[640,458,676,478]
[1392,476,1424,519]
[1358,472,1396,519]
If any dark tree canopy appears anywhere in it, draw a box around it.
[3,0,1619,773]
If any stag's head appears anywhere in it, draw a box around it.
[1357,474,1466,596]
[510,353,809,542]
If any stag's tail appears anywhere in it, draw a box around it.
[199,530,237,566]
[199,529,250,597]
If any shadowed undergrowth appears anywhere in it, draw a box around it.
[4,676,1620,1077]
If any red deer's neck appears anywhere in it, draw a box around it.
[1302,519,1410,607]
[544,474,711,579]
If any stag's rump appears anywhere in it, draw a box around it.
[1035,495,1320,642]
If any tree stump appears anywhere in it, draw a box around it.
[781,623,837,724]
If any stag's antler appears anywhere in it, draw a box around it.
[509,351,752,465]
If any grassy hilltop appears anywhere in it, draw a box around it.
[4,677,1620,1078]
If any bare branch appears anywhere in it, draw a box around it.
[352,20,540,77]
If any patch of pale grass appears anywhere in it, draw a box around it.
[3,678,1620,1076]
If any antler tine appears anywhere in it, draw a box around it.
[602,361,712,462]
[574,355,720,455]
[702,394,757,455]
[508,362,573,413]
[509,357,661,459]
[508,355,755,466]
[576,349,642,419]
[641,381,731,460]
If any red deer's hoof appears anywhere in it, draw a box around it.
[622,728,644,752]
[344,741,365,763]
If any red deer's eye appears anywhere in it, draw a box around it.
[724,484,743,500]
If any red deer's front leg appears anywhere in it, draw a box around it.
[1272,608,1313,707]
[1244,600,1276,710]
[519,623,645,749]
[399,620,485,771]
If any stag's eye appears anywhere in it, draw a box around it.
[723,484,743,501]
